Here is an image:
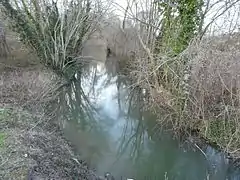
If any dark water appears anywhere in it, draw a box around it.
[59,63,240,180]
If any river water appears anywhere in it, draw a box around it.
[59,62,240,180]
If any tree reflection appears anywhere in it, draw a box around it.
[52,61,234,180]
[57,63,102,131]
[112,84,210,180]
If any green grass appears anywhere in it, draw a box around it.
[0,132,6,148]
[0,108,9,148]
[0,108,11,123]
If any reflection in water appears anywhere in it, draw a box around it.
[57,62,240,180]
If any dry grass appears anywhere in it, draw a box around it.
[189,33,240,117]
[185,33,240,158]
[0,27,63,108]
[0,67,61,108]
[0,32,39,72]
[0,108,101,180]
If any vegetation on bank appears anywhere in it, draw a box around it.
[106,0,240,158]
[1,0,98,80]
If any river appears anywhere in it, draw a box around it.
[58,62,240,180]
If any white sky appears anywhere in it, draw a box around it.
[111,0,240,35]
[111,0,128,18]
[55,0,240,35]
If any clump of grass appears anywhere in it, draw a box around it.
[1,0,97,79]
[0,107,8,114]
[0,132,6,148]
[0,108,10,121]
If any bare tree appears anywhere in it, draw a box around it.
[199,0,240,37]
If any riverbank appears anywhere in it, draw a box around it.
[0,36,102,179]
[0,106,100,179]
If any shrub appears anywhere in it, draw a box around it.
[1,0,97,79]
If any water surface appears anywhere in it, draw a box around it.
[60,62,240,180]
